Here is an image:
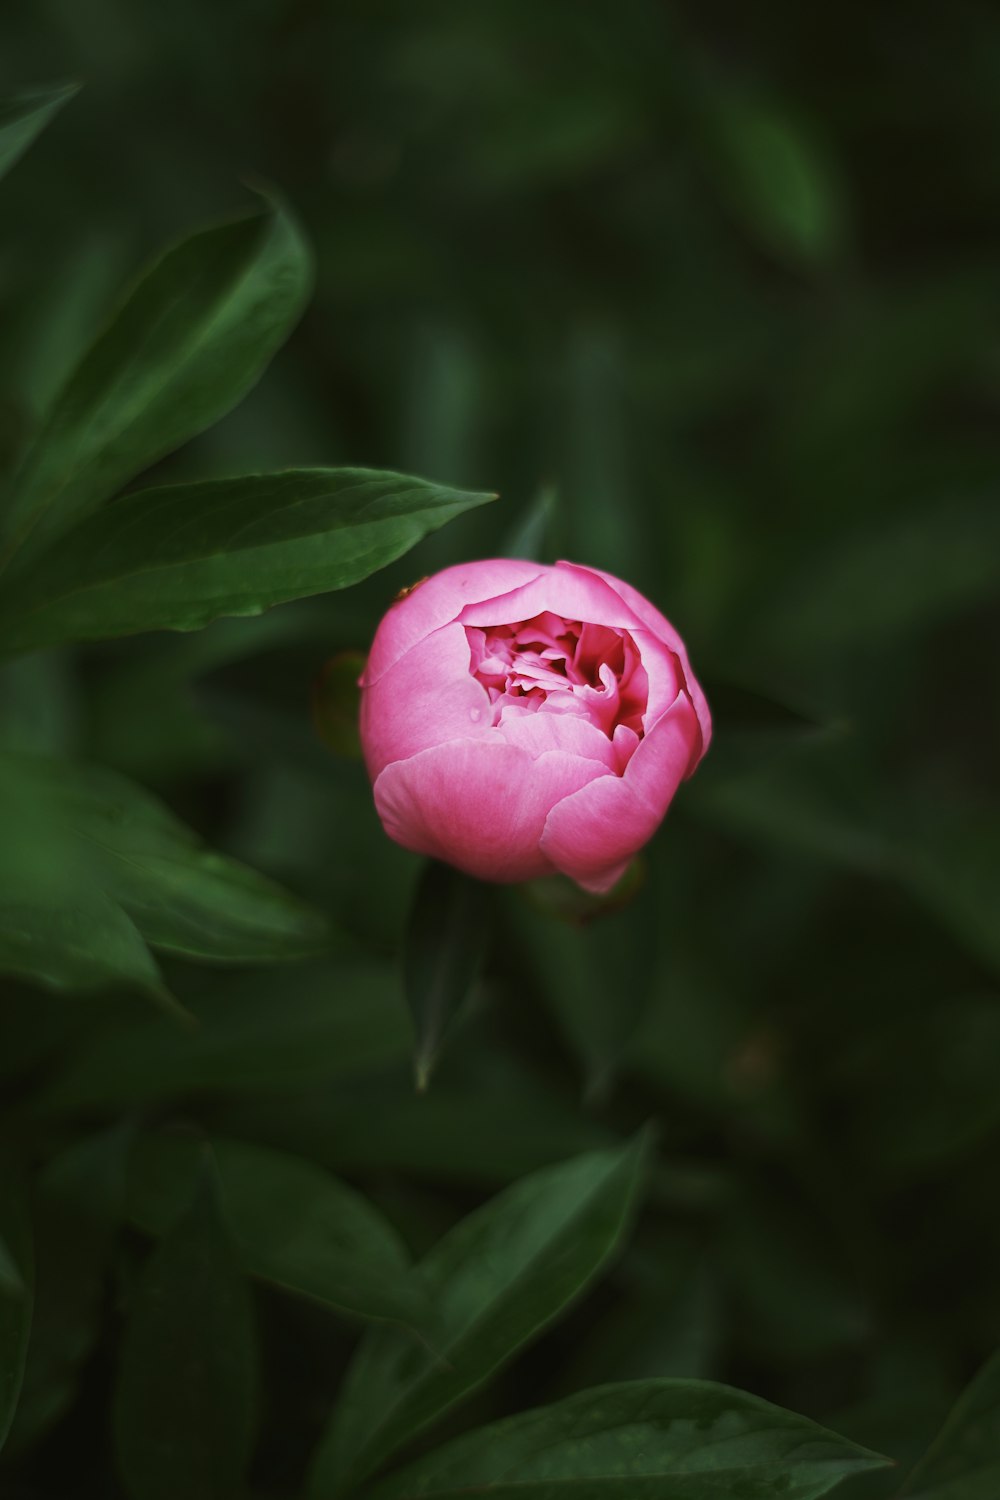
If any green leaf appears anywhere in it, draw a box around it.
[8,1129,128,1452]
[0,82,79,184]
[900,1350,1000,1498]
[40,958,410,1115]
[404,861,491,1090]
[0,754,330,986]
[364,1378,892,1500]
[0,200,311,574]
[0,753,166,997]
[127,1134,429,1330]
[0,887,164,998]
[0,1176,33,1453]
[307,1133,649,1497]
[0,468,498,654]
[114,1160,258,1500]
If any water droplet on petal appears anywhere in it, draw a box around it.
[470,707,482,722]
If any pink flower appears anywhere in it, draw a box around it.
[359,559,711,893]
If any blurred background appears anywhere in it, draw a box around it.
[1,1,998,1496]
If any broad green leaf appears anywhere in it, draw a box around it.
[0,468,497,653]
[0,1177,33,1452]
[0,754,330,983]
[8,1129,128,1452]
[0,82,79,184]
[365,1378,892,1500]
[114,1162,258,1500]
[40,959,410,1115]
[0,887,164,998]
[404,861,491,1090]
[0,200,311,574]
[127,1134,428,1329]
[900,1350,1000,1498]
[307,1133,649,1497]
[0,753,165,997]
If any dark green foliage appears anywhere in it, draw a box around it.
[0,200,311,573]
[899,1352,1000,1498]
[404,861,492,1089]
[127,1134,429,1329]
[308,1136,649,1496]
[0,6,997,1499]
[0,469,496,652]
[364,1380,891,1500]
[113,1162,258,1500]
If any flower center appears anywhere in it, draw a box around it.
[465,611,648,739]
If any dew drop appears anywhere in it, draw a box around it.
[469,707,482,722]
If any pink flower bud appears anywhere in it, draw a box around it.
[359,559,711,893]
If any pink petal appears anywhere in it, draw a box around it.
[631,629,681,725]
[540,694,701,892]
[363,560,545,686]
[574,562,712,752]
[496,711,618,771]
[359,622,492,781]
[611,723,640,772]
[459,561,647,635]
[373,740,610,884]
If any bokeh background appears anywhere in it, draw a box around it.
[2,3,999,1497]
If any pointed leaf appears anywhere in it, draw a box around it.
[405,860,491,1090]
[308,1134,649,1497]
[0,468,497,653]
[900,1349,1000,1498]
[127,1135,429,1330]
[0,200,311,573]
[114,1162,258,1500]
[0,887,165,997]
[366,1378,892,1500]
[1,754,331,971]
[0,82,79,184]
[0,753,165,996]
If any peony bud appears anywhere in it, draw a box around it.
[359,559,711,893]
